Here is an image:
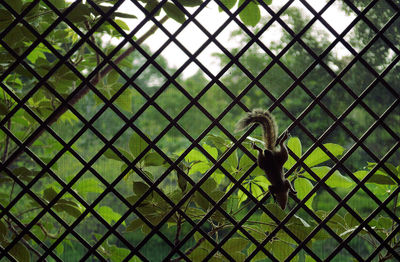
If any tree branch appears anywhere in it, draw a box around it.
[175,214,182,246]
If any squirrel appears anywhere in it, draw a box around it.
[235,109,296,209]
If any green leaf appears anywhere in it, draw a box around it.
[202,144,218,160]
[271,240,294,261]
[252,175,271,190]
[143,152,165,167]
[193,231,206,243]
[285,224,312,248]
[27,46,48,63]
[115,19,130,31]
[55,243,64,256]
[353,170,396,185]
[59,110,79,124]
[230,252,246,261]
[183,149,211,174]
[294,178,315,209]
[222,237,248,252]
[247,244,267,261]
[237,185,248,207]
[238,153,253,170]
[304,143,344,168]
[74,178,104,197]
[222,151,238,172]
[0,191,10,204]
[211,171,225,185]
[290,214,310,227]
[144,0,161,16]
[218,0,237,11]
[189,247,209,261]
[344,213,359,228]
[66,3,92,23]
[4,0,23,12]
[117,147,134,162]
[0,10,13,31]
[163,2,186,24]
[184,148,207,163]
[265,204,286,222]
[377,216,392,229]
[129,133,148,158]
[126,194,151,206]
[264,0,272,4]
[54,203,82,218]
[177,173,187,192]
[167,190,183,204]
[115,89,133,113]
[205,134,230,150]
[13,167,33,177]
[284,137,302,170]
[189,161,208,175]
[238,0,260,27]
[107,70,120,85]
[96,206,124,225]
[194,191,209,210]
[104,148,123,161]
[324,212,346,228]
[126,218,143,232]
[55,64,77,82]
[48,0,66,9]
[3,26,25,48]
[186,207,205,218]
[304,166,354,188]
[0,102,8,116]
[305,255,316,262]
[210,190,227,209]
[129,256,142,262]
[43,187,58,202]
[379,163,398,176]
[367,162,400,176]
[14,168,38,183]
[10,242,30,262]
[313,228,331,240]
[132,181,150,195]
[201,179,217,194]
[141,170,154,182]
[251,183,263,200]
[113,12,137,19]
[177,0,203,7]
[57,199,80,207]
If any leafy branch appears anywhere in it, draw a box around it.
[6,15,168,165]
[6,220,45,261]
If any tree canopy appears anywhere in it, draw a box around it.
[0,0,399,261]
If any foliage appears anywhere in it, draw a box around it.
[2,128,398,261]
[1,0,399,261]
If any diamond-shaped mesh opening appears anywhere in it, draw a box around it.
[1,0,399,261]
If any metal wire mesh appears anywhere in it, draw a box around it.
[0,0,399,261]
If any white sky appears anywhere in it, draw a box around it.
[113,0,356,77]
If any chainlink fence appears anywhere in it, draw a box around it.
[0,0,399,261]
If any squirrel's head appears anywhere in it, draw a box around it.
[275,189,289,210]
[274,180,296,209]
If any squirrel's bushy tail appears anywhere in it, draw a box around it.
[235,109,278,150]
